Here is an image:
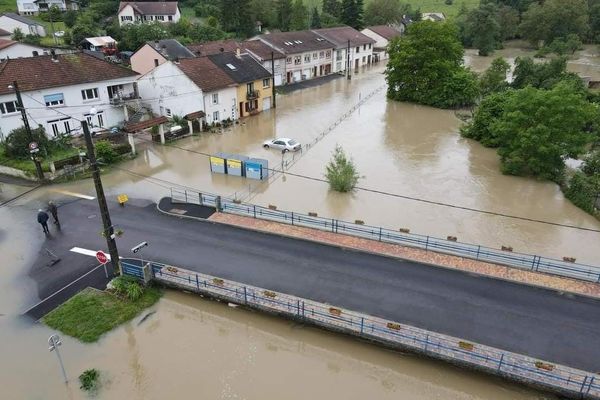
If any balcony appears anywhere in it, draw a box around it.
[246,90,260,100]
[109,92,139,106]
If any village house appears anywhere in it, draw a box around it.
[313,26,375,73]
[0,13,46,36]
[361,25,403,62]
[136,56,238,127]
[422,13,446,22]
[131,39,195,75]
[187,39,242,57]
[0,52,139,139]
[80,36,118,54]
[254,30,335,84]
[208,51,274,116]
[0,38,49,59]
[117,1,181,26]
[242,39,286,86]
[17,0,79,15]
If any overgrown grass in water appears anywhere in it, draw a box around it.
[44,284,161,343]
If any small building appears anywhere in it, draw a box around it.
[313,26,375,73]
[17,0,79,15]
[131,39,195,75]
[81,36,118,54]
[242,39,286,86]
[361,25,403,61]
[208,51,274,116]
[0,13,46,36]
[256,30,335,84]
[118,1,181,26]
[0,39,50,59]
[0,52,139,139]
[422,13,446,22]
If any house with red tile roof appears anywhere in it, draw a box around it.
[0,52,139,139]
[313,26,375,73]
[118,1,181,26]
[361,25,404,61]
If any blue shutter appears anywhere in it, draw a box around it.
[43,93,64,103]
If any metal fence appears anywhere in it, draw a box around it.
[170,187,600,284]
[121,259,600,399]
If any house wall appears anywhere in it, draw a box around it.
[137,61,205,119]
[0,43,48,59]
[118,4,136,25]
[0,77,138,139]
[283,48,334,83]
[203,87,238,124]
[17,0,67,15]
[360,30,390,60]
[255,57,285,87]
[236,77,273,118]
[0,16,46,36]
[118,4,181,26]
[131,44,167,75]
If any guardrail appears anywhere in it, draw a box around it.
[122,259,600,399]
[169,187,600,284]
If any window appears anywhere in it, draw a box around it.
[63,119,71,133]
[120,15,133,22]
[262,78,270,88]
[48,119,60,136]
[212,93,219,105]
[81,88,99,101]
[0,101,18,115]
[356,46,359,53]
[294,55,301,65]
[97,113,104,127]
[165,108,172,117]
[319,51,324,59]
[362,56,366,63]
[85,114,93,125]
[326,50,331,59]
[44,93,64,107]
[369,43,371,49]
[363,44,366,50]
[154,59,159,67]
[168,15,173,21]
[213,111,219,122]
[313,52,317,59]
[336,50,343,61]
[156,15,165,21]
[304,54,310,63]
[286,57,292,64]
[246,82,255,94]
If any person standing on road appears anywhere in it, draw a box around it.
[48,201,59,224]
[37,209,50,234]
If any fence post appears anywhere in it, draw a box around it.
[424,334,429,351]
[425,236,429,251]
[243,286,247,304]
[497,354,504,372]
[185,190,188,203]
[586,376,595,395]
[580,376,589,394]
[297,300,300,316]
[199,193,203,205]
[360,317,364,334]
[291,212,294,226]
[196,274,199,289]
[378,227,382,241]
[331,219,335,233]
[476,246,481,260]
[531,255,537,271]
[253,205,256,219]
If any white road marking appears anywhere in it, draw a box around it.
[51,189,95,200]
[70,247,111,260]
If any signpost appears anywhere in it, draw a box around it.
[96,250,109,278]
[132,242,148,269]
[28,141,39,153]
[48,334,68,383]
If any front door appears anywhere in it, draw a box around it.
[355,59,359,69]
[286,71,292,83]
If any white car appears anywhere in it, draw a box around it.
[262,138,301,152]
[54,31,65,37]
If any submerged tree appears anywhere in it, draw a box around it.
[325,145,360,192]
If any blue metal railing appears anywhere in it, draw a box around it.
[122,259,600,399]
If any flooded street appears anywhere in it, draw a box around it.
[1,45,599,398]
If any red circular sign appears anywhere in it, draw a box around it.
[96,251,108,264]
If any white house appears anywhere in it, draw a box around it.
[17,0,78,15]
[0,13,46,36]
[256,30,335,84]
[136,57,238,125]
[242,39,286,86]
[313,26,375,73]
[422,13,446,22]
[0,52,139,139]
[361,25,403,61]
[0,39,49,59]
[118,1,181,26]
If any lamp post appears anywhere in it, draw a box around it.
[8,81,45,180]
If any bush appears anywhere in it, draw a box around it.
[325,145,360,192]
[111,276,145,301]
[79,369,99,392]
[63,10,78,28]
[94,140,118,164]
[564,172,600,214]
[582,151,600,176]
[5,126,49,159]
[125,282,144,301]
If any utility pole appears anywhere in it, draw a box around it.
[82,121,120,275]
[347,39,351,80]
[11,81,45,180]
[271,51,277,108]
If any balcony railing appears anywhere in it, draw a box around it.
[109,92,139,105]
[246,90,260,100]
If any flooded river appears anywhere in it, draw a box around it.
[1,44,598,398]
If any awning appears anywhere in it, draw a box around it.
[185,111,206,120]
[124,116,168,133]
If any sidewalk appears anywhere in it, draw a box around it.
[209,212,600,299]
[277,74,344,94]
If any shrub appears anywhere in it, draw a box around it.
[564,172,600,214]
[325,145,360,192]
[111,276,145,301]
[125,282,144,301]
[79,369,99,392]
[5,126,49,158]
[94,140,118,164]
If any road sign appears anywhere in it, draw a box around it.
[29,141,39,154]
[96,250,108,265]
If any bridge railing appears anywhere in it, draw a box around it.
[121,259,600,399]
[170,188,600,283]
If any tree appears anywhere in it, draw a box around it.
[71,12,100,46]
[341,0,358,28]
[463,2,501,56]
[63,10,78,28]
[461,90,514,147]
[289,0,308,31]
[479,57,510,96]
[325,145,360,192]
[364,0,409,26]
[11,28,24,42]
[23,34,42,46]
[5,126,48,159]
[220,0,255,37]
[323,0,341,19]
[386,21,479,108]
[276,0,293,31]
[355,0,364,29]
[118,22,169,52]
[47,5,62,22]
[512,56,581,90]
[496,5,519,40]
[310,7,322,28]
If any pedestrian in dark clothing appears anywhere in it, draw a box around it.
[37,209,50,234]
[48,201,59,224]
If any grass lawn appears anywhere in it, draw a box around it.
[0,145,81,175]
[0,0,15,13]
[408,0,479,17]
[44,287,162,343]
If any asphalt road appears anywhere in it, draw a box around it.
[30,198,600,371]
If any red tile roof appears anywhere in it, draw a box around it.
[187,39,242,57]
[242,40,285,60]
[0,52,139,96]
[364,25,402,40]
[124,116,168,132]
[314,26,375,47]
[118,1,179,15]
[259,30,335,54]
[0,39,17,51]
[177,57,236,92]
